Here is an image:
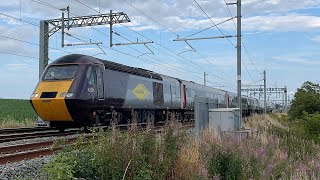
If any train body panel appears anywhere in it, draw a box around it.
[30,54,271,129]
[180,80,228,110]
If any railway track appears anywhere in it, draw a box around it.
[0,129,80,143]
[0,135,94,165]
[0,127,51,135]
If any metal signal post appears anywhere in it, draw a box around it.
[226,0,242,119]
[236,0,242,119]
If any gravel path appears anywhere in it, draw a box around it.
[0,155,52,180]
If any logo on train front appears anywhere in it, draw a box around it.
[132,84,149,100]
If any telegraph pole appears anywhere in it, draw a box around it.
[263,70,267,114]
[237,0,242,119]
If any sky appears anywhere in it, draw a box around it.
[0,0,319,102]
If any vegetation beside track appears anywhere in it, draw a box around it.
[41,115,320,180]
[287,81,320,143]
[0,99,36,128]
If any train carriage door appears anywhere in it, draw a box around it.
[183,85,187,108]
[96,69,104,100]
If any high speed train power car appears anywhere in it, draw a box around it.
[30,54,269,130]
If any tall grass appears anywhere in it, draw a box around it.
[41,114,320,180]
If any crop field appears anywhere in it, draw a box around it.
[0,99,37,128]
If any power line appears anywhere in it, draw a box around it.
[194,50,235,83]
[29,0,236,88]
[69,0,235,87]
[121,0,178,37]
[73,0,100,14]
[0,34,72,54]
[241,56,254,82]
[182,16,236,39]
[223,0,262,79]
[119,24,236,88]
[31,0,60,11]
[0,12,39,26]
[0,51,38,59]
[193,0,236,48]
[242,41,262,77]
[30,1,207,81]
[224,0,237,29]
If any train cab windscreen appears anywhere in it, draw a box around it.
[43,65,78,80]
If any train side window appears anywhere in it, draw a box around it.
[86,67,95,86]
[153,82,164,106]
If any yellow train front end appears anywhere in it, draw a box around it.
[31,80,74,122]
[30,62,80,129]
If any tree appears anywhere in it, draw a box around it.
[288,81,320,119]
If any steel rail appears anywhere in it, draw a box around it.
[0,130,79,143]
[0,127,51,135]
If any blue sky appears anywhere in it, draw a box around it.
[0,0,320,103]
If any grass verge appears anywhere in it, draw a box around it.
[40,114,320,180]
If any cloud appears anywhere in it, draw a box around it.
[311,35,320,42]
[273,56,320,65]
[0,25,38,56]
[2,0,320,34]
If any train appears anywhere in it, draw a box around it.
[30,54,274,130]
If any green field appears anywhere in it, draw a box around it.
[0,99,37,127]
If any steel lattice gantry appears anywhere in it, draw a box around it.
[47,12,130,36]
[39,11,130,77]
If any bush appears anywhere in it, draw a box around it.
[288,81,320,120]
[293,112,320,143]
[42,115,320,180]
[42,123,186,180]
[207,150,243,180]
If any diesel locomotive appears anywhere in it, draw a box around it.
[30,54,267,130]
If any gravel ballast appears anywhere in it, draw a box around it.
[0,155,52,179]
[0,133,85,179]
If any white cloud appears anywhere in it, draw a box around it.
[273,55,320,65]
[311,35,320,42]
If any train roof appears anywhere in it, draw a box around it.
[96,58,163,80]
[52,55,271,103]
[51,54,104,65]
[51,54,162,80]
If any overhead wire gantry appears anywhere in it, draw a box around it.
[39,9,131,77]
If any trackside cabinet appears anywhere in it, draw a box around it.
[209,108,240,131]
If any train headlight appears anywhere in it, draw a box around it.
[31,93,39,98]
[60,92,66,97]
[66,93,74,98]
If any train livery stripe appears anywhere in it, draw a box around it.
[31,81,73,121]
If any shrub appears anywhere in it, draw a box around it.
[42,115,320,180]
[42,123,185,180]
[207,150,243,180]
